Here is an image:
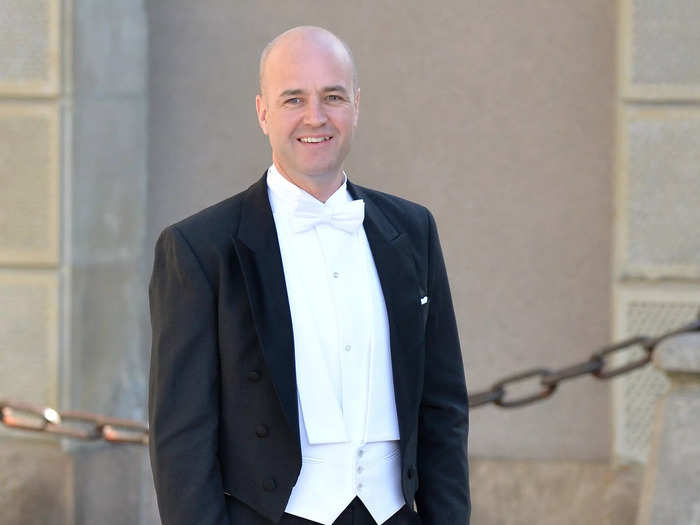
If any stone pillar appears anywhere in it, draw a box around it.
[0,1,71,523]
[1,0,154,523]
[636,333,700,525]
[68,0,155,523]
[613,0,700,465]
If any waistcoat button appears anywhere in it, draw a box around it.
[263,478,277,491]
[247,370,261,382]
[255,424,269,437]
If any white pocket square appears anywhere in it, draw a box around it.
[420,295,429,305]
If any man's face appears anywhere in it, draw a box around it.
[256,35,359,182]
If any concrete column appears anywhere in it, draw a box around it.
[636,332,700,525]
[68,0,155,523]
[0,0,71,523]
[2,0,154,521]
[613,0,700,465]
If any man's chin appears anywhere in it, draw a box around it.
[291,164,343,180]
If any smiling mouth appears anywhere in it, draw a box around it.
[298,136,332,143]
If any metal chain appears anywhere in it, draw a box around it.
[0,399,148,445]
[2,315,699,444]
[469,316,700,409]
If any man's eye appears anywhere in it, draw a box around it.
[285,97,302,105]
[327,95,342,101]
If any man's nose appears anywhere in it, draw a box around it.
[303,97,328,127]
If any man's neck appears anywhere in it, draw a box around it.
[273,162,344,203]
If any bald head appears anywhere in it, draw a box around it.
[258,26,358,98]
[254,25,360,201]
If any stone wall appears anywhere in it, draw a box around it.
[637,334,700,524]
[0,1,70,523]
[613,0,700,465]
[470,459,642,525]
[148,0,616,463]
[145,1,617,521]
[1,1,153,523]
[4,0,699,523]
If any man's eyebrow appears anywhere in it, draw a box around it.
[322,85,348,94]
[278,88,305,99]
[278,86,349,99]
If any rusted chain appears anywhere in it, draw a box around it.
[2,314,699,443]
[0,400,148,445]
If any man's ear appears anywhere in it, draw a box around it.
[256,94,269,135]
[353,88,360,127]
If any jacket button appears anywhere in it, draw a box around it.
[407,466,415,479]
[255,424,269,438]
[247,370,261,382]
[263,478,277,491]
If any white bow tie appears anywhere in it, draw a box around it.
[290,199,365,234]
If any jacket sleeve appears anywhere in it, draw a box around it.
[414,210,471,524]
[148,226,230,525]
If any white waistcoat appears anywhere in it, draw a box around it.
[267,166,405,525]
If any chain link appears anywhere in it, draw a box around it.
[469,316,700,408]
[491,368,556,408]
[2,315,699,443]
[0,400,148,445]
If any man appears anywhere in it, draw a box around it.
[148,26,470,525]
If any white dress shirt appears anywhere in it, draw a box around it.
[266,165,405,525]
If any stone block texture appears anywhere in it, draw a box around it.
[637,385,700,525]
[69,260,149,418]
[72,445,152,525]
[613,290,700,463]
[469,458,642,525]
[623,109,700,276]
[630,0,700,86]
[654,332,700,373]
[0,438,72,525]
[74,0,147,96]
[64,0,151,523]
[0,105,60,265]
[0,272,58,409]
[72,97,148,264]
[0,0,59,95]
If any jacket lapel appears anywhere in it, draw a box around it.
[231,174,423,450]
[231,174,299,443]
[348,181,424,446]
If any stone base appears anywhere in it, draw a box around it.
[71,443,157,525]
[0,437,73,525]
[469,458,642,525]
[637,378,700,524]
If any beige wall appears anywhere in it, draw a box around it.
[12,0,700,523]
[147,0,616,460]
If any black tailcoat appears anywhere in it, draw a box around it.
[148,174,470,524]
